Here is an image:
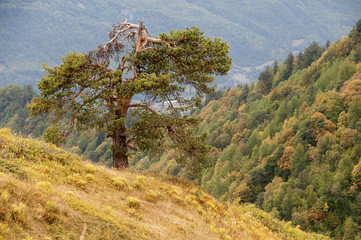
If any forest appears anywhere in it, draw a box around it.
[1,17,361,240]
[166,20,361,239]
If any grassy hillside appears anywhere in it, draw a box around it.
[1,0,360,87]
[0,128,329,240]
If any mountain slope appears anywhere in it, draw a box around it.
[192,21,361,239]
[131,20,361,239]
[0,128,329,240]
[1,0,360,87]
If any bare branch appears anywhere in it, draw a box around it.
[140,35,149,50]
[120,56,127,69]
[106,24,138,45]
[145,37,172,47]
[166,95,175,112]
[89,19,175,62]
[62,102,86,138]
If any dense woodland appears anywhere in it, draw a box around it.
[131,20,361,239]
[0,84,114,166]
[1,19,361,239]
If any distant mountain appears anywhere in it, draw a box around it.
[0,0,360,88]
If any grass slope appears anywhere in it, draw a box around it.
[0,128,328,240]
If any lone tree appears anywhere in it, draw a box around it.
[28,19,232,171]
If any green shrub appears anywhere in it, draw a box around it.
[0,223,9,237]
[0,158,27,179]
[43,201,59,223]
[85,164,97,173]
[67,175,87,190]
[36,181,54,192]
[144,190,161,203]
[111,176,132,191]
[127,197,141,209]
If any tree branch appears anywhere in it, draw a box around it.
[106,24,138,45]
[128,103,158,115]
[90,19,175,62]
[127,144,137,151]
[63,102,86,138]
[166,95,175,112]
[126,136,137,144]
[56,86,85,104]
[144,37,172,47]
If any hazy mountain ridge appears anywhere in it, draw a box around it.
[1,0,360,87]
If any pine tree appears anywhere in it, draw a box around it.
[28,19,232,171]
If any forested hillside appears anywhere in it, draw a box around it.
[1,0,360,87]
[131,20,361,239]
[0,84,114,166]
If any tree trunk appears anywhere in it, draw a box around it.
[112,123,128,169]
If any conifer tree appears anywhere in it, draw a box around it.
[28,19,232,170]
[282,52,294,81]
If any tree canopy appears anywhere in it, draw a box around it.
[28,19,232,172]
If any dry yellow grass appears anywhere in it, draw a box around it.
[0,128,329,240]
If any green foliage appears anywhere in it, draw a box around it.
[349,19,361,45]
[0,84,113,166]
[126,197,141,209]
[352,158,361,188]
[290,144,307,177]
[247,130,261,153]
[43,125,65,146]
[281,52,294,81]
[0,84,46,136]
[337,59,356,88]
[343,217,360,240]
[316,91,344,123]
[295,42,325,70]
[354,45,361,63]
[348,96,361,128]
[28,21,231,172]
[257,67,274,94]
[0,158,27,179]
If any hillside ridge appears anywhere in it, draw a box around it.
[0,128,329,239]
[1,0,360,87]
